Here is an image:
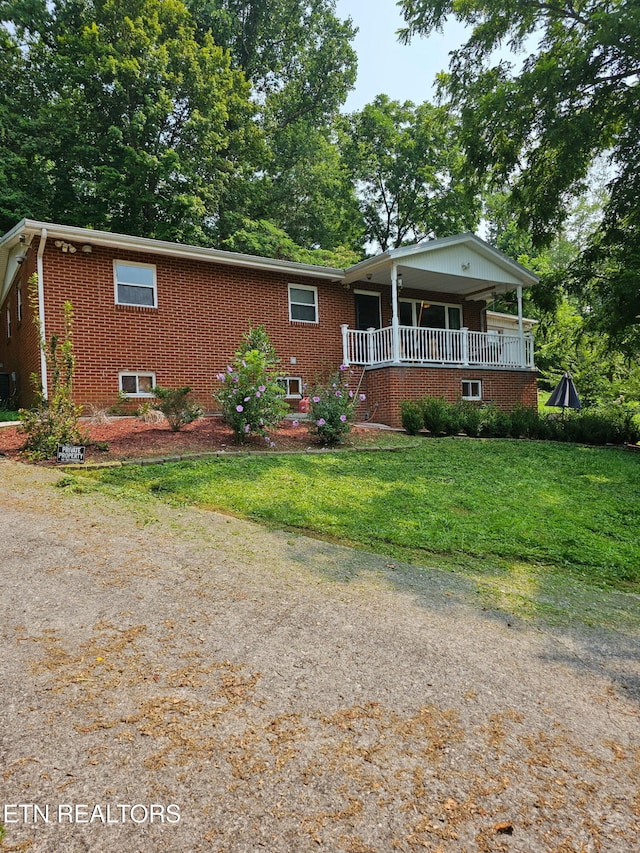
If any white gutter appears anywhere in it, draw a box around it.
[15,220,344,281]
[37,228,48,399]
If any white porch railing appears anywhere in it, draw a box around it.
[341,325,534,369]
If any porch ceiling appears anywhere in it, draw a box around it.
[361,266,517,301]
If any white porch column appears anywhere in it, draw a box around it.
[341,323,350,367]
[391,263,401,364]
[516,285,525,367]
[461,327,469,366]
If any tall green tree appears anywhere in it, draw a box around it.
[399,0,640,353]
[340,95,480,250]
[1,0,258,242]
[186,0,360,249]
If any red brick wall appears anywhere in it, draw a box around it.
[0,250,41,408]
[360,366,538,428]
[2,240,537,424]
[20,240,357,412]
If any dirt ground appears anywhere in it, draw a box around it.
[0,415,377,464]
[0,455,639,852]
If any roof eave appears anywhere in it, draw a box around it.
[6,220,345,281]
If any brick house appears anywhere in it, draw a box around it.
[0,220,538,428]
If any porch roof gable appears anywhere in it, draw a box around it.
[342,233,538,300]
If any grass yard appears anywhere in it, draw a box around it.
[80,438,640,628]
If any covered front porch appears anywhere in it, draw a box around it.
[342,324,534,369]
[339,233,538,372]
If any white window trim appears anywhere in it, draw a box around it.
[461,380,482,401]
[114,260,157,308]
[278,376,303,399]
[288,283,318,324]
[6,306,11,339]
[119,371,156,397]
[399,297,462,329]
[17,286,22,323]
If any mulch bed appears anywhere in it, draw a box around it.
[0,415,376,464]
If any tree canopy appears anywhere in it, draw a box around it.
[399,0,640,353]
[1,0,261,242]
[340,95,480,251]
[0,0,360,252]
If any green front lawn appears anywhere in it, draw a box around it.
[80,438,640,627]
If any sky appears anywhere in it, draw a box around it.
[334,0,470,111]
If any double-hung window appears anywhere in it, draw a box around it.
[114,261,157,307]
[288,284,318,323]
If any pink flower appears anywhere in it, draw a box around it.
[292,420,299,427]
[236,405,244,412]
[312,396,320,403]
[258,385,266,392]
[316,418,326,426]
[339,364,347,371]
[359,393,366,401]
[340,414,347,422]
[244,424,250,433]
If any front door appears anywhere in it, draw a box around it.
[355,291,382,330]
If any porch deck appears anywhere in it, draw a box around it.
[342,325,535,370]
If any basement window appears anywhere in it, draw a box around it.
[461,380,482,401]
[119,372,156,397]
[278,377,303,399]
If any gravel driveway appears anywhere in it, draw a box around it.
[1,459,639,852]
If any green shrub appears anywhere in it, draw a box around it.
[478,404,512,438]
[308,366,364,445]
[455,400,482,437]
[509,403,541,438]
[214,326,288,444]
[421,395,454,436]
[400,400,423,435]
[152,386,203,432]
[18,278,85,459]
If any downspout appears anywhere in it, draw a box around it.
[37,228,48,399]
[391,263,400,364]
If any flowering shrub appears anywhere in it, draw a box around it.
[307,366,365,445]
[214,326,288,443]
